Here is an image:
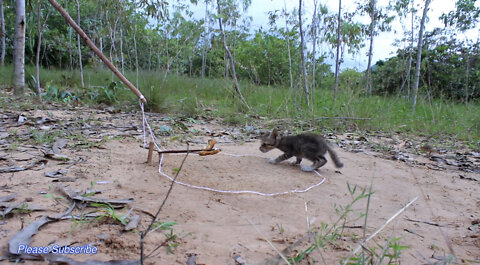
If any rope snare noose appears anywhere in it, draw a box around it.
[140,101,326,196]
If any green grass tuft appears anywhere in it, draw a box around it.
[1,65,479,145]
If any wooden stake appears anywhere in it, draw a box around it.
[147,142,154,165]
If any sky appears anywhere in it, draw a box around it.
[247,0,459,70]
[189,0,479,70]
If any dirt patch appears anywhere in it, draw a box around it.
[0,106,479,264]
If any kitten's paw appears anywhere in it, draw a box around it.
[301,165,314,172]
[268,158,278,164]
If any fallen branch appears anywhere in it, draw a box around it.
[9,203,75,255]
[0,159,47,173]
[56,185,133,206]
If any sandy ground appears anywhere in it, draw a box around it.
[0,108,479,265]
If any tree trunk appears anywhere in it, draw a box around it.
[133,27,139,88]
[13,0,26,96]
[404,0,415,99]
[333,0,342,94]
[75,0,84,87]
[201,0,209,79]
[68,28,73,70]
[311,0,318,101]
[0,0,5,66]
[283,0,295,105]
[298,0,310,106]
[216,0,249,109]
[99,4,103,66]
[365,0,376,95]
[120,28,124,74]
[224,51,228,78]
[411,0,431,114]
[35,0,43,99]
[465,49,469,103]
[148,45,152,71]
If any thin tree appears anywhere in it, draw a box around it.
[406,0,415,99]
[0,0,5,66]
[283,0,294,103]
[365,0,376,95]
[13,0,26,96]
[411,0,431,114]
[201,0,209,78]
[311,0,319,102]
[120,28,124,74]
[133,25,139,88]
[35,0,49,99]
[216,0,249,109]
[298,0,310,106]
[75,0,84,87]
[333,0,342,94]
[394,0,415,98]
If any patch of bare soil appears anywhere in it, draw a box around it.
[0,104,479,264]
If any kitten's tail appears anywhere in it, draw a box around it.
[327,145,344,168]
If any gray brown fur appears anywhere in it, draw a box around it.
[259,128,344,172]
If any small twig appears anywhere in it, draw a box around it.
[344,225,364,229]
[145,235,176,259]
[404,228,424,238]
[342,197,418,265]
[405,218,443,227]
[157,148,212,154]
[140,143,190,265]
[157,139,219,155]
[315,116,371,120]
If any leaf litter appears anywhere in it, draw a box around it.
[0,99,479,264]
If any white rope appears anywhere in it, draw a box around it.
[140,101,327,197]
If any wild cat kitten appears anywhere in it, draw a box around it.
[259,128,344,172]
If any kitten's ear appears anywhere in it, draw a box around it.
[271,128,279,138]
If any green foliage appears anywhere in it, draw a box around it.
[42,81,79,103]
[90,202,127,225]
[88,81,119,105]
[440,0,480,31]
[372,32,480,102]
[30,129,60,145]
[2,65,478,142]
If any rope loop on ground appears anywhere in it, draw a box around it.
[140,102,326,196]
